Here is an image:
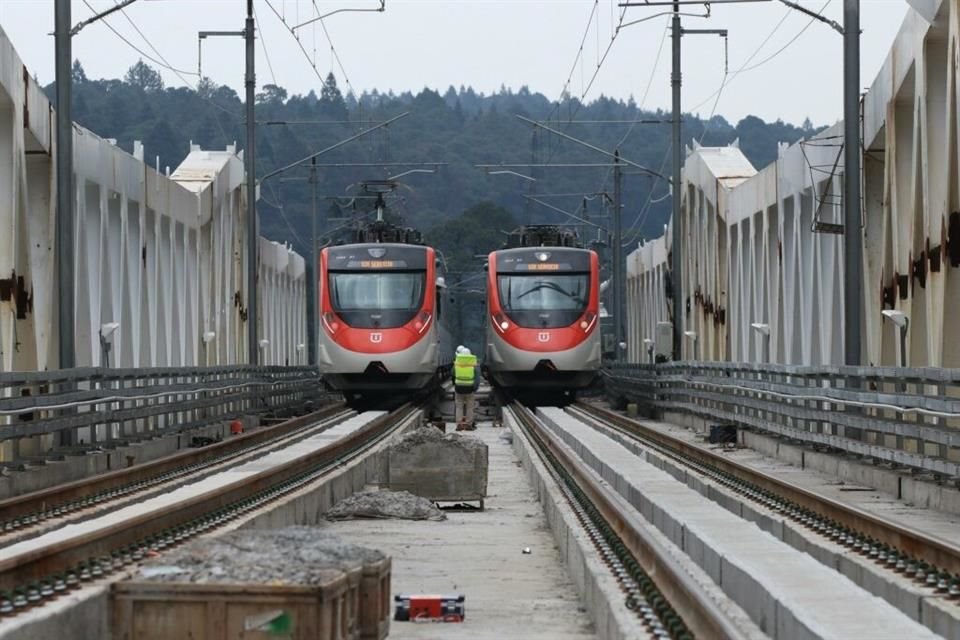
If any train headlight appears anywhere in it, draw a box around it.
[414,311,432,334]
[580,311,597,333]
[500,321,509,330]
[321,312,341,335]
[493,312,509,333]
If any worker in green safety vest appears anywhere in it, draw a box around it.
[453,345,479,429]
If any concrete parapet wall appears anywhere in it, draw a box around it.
[0,25,306,377]
[626,0,960,368]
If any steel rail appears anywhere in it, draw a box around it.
[510,403,746,640]
[0,403,348,532]
[574,401,960,580]
[0,403,418,595]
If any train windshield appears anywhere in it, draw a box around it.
[497,273,589,328]
[328,271,426,328]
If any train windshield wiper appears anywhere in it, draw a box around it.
[517,281,582,303]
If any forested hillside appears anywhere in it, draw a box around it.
[55,60,820,263]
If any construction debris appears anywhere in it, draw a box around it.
[387,425,486,453]
[326,490,446,521]
[135,527,386,585]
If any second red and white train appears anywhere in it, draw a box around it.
[484,241,601,403]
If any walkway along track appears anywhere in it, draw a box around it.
[573,401,960,597]
[0,403,349,539]
[0,403,420,615]
[509,402,746,640]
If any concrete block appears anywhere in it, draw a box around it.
[706,483,744,517]
[682,523,722,583]
[920,596,960,639]
[381,428,487,502]
[719,554,779,635]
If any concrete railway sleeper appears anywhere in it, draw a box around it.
[510,402,743,640]
[0,403,421,620]
[0,403,350,541]
[538,406,936,638]
[573,402,960,594]
[572,402,960,635]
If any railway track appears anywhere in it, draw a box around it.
[0,403,350,544]
[572,402,960,594]
[509,402,741,639]
[0,403,421,618]
[512,402,944,638]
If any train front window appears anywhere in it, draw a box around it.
[328,271,425,328]
[497,273,589,328]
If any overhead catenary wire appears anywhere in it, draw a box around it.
[262,0,326,86]
[592,19,670,202]
[254,5,279,87]
[621,145,671,247]
[263,0,359,100]
[620,1,830,249]
[547,1,600,123]
[688,0,834,114]
[80,0,197,77]
[260,181,309,253]
[562,4,632,127]
[87,0,240,129]
[695,5,790,143]
[312,2,358,99]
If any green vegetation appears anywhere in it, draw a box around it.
[55,60,821,265]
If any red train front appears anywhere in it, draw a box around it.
[484,242,601,402]
[318,243,453,406]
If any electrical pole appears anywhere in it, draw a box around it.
[843,0,862,366]
[245,0,258,364]
[613,151,624,360]
[55,0,75,372]
[620,0,735,362]
[307,157,319,367]
[671,1,683,362]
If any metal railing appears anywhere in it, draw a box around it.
[604,362,960,478]
[0,366,325,463]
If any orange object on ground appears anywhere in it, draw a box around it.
[230,420,243,435]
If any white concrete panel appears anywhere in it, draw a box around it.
[0,28,306,376]
[626,0,960,368]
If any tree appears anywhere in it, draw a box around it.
[124,60,164,93]
[256,83,287,104]
[197,76,217,99]
[320,72,347,118]
[72,60,87,83]
[144,119,178,168]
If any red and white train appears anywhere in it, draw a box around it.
[484,233,601,402]
[318,242,453,407]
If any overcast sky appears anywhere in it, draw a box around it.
[0,1,909,125]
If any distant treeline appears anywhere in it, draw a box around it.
[54,60,822,268]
